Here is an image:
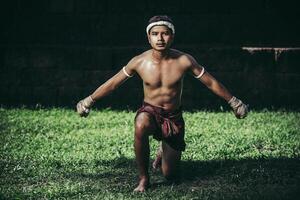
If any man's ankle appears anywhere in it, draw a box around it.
[139,175,149,181]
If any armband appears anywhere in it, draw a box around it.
[194,67,205,79]
[122,66,133,78]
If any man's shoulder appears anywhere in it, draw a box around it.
[127,50,150,68]
[139,49,153,58]
[170,49,194,65]
[132,50,151,60]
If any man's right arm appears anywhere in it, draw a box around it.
[184,53,248,119]
[76,56,139,117]
[90,67,133,101]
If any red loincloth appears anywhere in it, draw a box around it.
[135,102,186,151]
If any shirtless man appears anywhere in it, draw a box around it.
[76,15,248,192]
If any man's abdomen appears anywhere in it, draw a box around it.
[143,85,182,111]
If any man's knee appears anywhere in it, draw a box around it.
[162,169,178,181]
[162,164,181,183]
[135,113,154,138]
[161,151,181,181]
[162,168,172,180]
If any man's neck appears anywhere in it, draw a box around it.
[151,49,170,63]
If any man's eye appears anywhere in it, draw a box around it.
[151,33,157,35]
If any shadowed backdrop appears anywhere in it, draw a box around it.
[0,0,299,110]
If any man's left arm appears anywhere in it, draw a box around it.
[186,54,248,119]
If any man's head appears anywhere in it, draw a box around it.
[146,15,175,51]
[146,15,175,35]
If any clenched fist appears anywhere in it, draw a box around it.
[228,96,248,119]
[76,96,95,117]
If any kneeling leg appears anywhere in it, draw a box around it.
[161,142,182,182]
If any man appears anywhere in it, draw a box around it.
[76,15,248,192]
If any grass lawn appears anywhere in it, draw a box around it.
[0,108,299,199]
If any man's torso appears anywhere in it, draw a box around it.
[134,49,190,110]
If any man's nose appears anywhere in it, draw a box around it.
[157,34,163,40]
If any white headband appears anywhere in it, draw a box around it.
[146,21,175,34]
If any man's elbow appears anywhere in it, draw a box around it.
[110,84,119,91]
[109,80,122,91]
[205,80,215,90]
[107,82,117,91]
[207,81,221,92]
[101,81,117,93]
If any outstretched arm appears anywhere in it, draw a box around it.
[76,56,138,117]
[186,54,248,118]
[198,71,233,102]
[90,66,133,101]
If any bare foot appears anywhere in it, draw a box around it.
[133,178,149,192]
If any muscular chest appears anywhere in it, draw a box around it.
[139,62,184,88]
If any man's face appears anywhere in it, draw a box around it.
[148,25,174,51]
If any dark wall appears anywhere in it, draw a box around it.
[1,0,300,46]
[1,0,300,110]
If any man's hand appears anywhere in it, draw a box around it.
[76,96,95,117]
[228,96,248,119]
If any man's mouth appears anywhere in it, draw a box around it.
[156,43,166,46]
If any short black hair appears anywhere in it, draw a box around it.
[148,15,174,24]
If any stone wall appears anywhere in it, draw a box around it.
[1,0,299,110]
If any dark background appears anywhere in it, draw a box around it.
[0,0,300,110]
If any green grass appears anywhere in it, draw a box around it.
[0,108,299,199]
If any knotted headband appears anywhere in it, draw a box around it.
[146,21,175,34]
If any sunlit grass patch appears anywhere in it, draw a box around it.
[1,108,299,199]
